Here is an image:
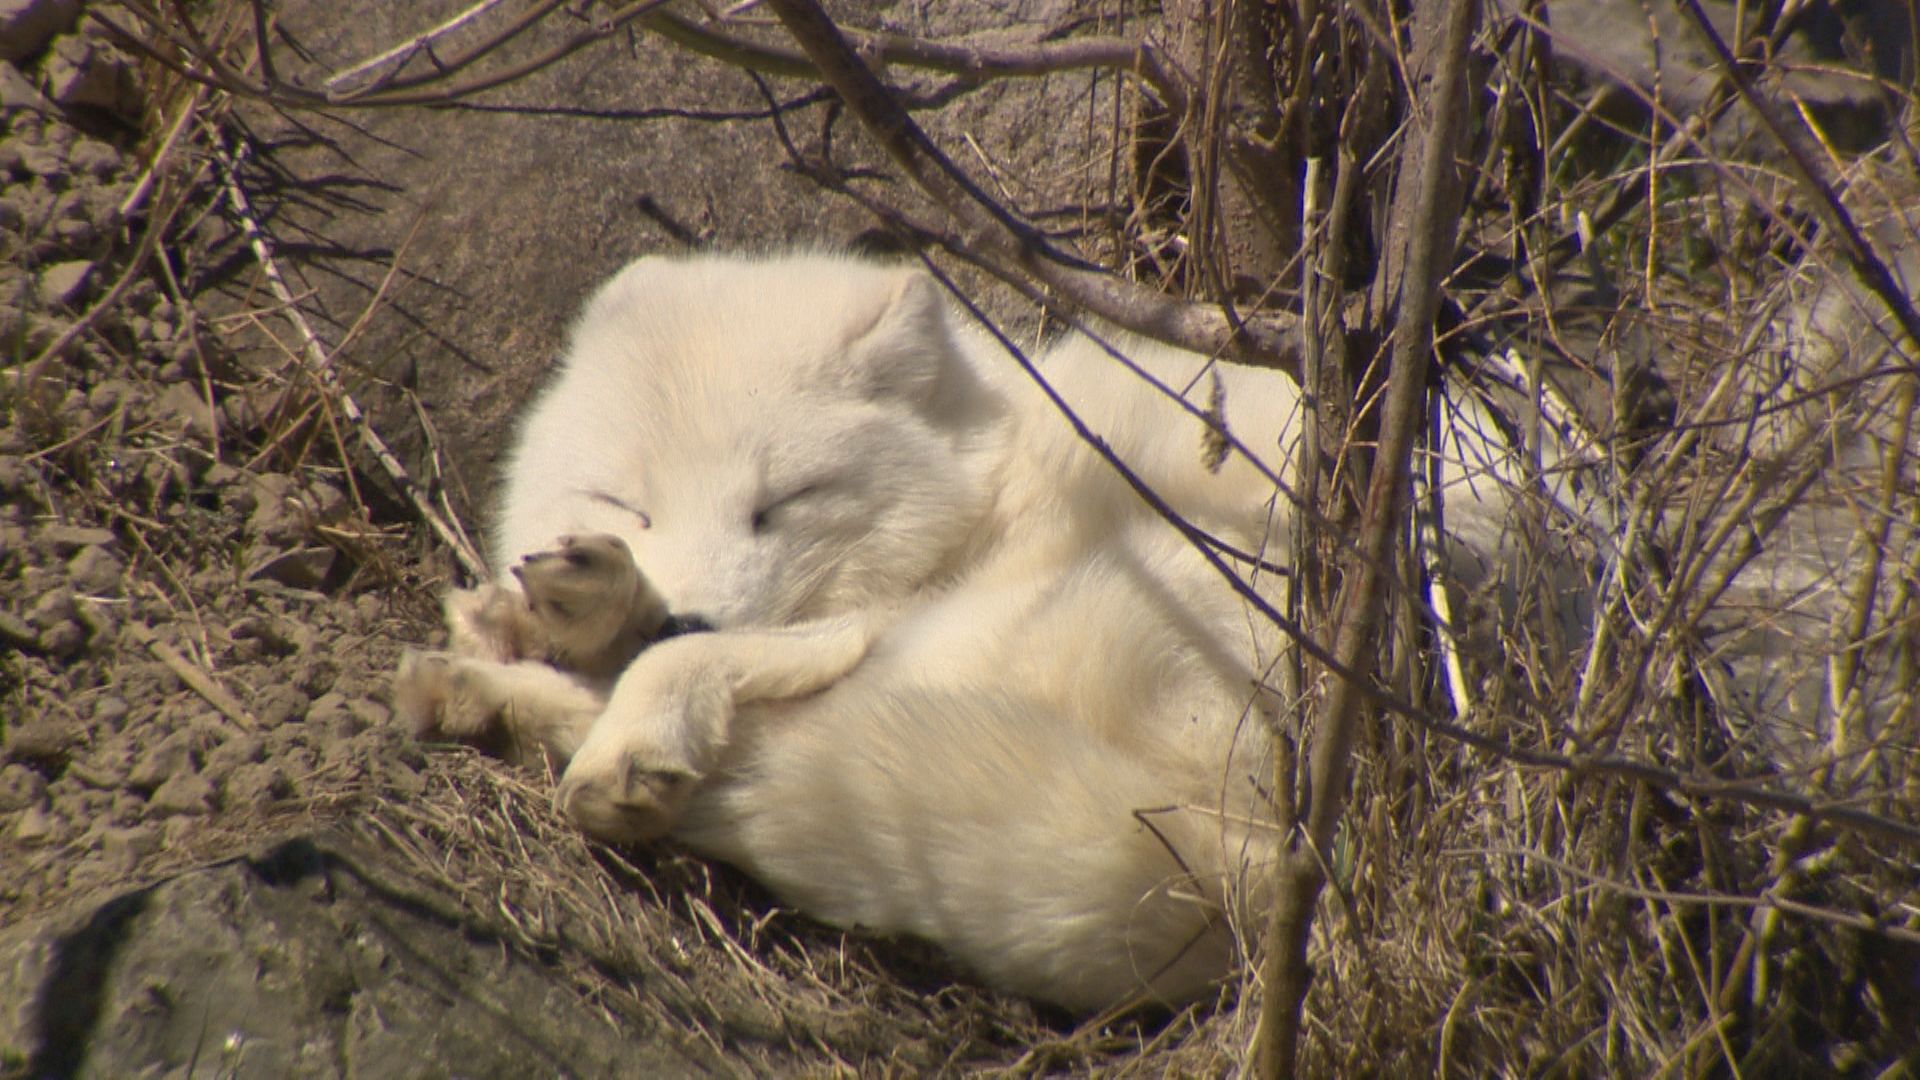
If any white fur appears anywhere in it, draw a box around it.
[401,251,1535,1012]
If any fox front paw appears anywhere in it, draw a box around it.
[514,533,667,676]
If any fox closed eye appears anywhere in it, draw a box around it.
[588,490,651,529]
[751,483,825,534]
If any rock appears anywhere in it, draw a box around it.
[10,802,54,843]
[0,609,39,652]
[151,381,216,442]
[0,762,47,813]
[244,545,337,590]
[126,729,200,792]
[204,734,264,778]
[3,714,79,767]
[53,215,94,246]
[62,756,121,790]
[0,449,31,491]
[98,823,159,874]
[218,384,277,435]
[306,691,352,731]
[229,613,304,657]
[323,704,369,743]
[145,770,214,816]
[37,258,91,307]
[0,58,53,113]
[243,473,347,544]
[0,0,80,63]
[38,523,115,552]
[252,685,311,728]
[352,698,392,729]
[83,378,132,414]
[198,460,243,490]
[24,586,87,657]
[0,833,715,1078]
[287,646,333,690]
[40,33,139,114]
[221,762,291,810]
[90,696,128,728]
[14,145,63,184]
[71,593,114,646]
[276,746,318,794]
[67,137,119,178]
[65,543,124,595]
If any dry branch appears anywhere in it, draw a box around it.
[1254,1,1481,1073]
[646,8,1158,83]
[1674,0,1920,354]
[764,0,1303,372]
[96,0,669,108]
[126,622,261,729]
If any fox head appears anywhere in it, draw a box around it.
[496,251,1002,630]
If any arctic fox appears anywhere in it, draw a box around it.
[394,251,1532,1012]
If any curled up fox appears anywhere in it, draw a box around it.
[393,250,1530,1012]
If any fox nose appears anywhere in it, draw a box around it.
[658,613,714,639]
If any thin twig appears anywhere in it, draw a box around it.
[1675,0,1920,352]
[95,0,668,109]
[323,0,518,91]
[126,622,260,728]
[207,127,490,581]
[1447,846,1920,946]
[1257,2,1482,1073]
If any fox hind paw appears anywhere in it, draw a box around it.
[556,753,699,844]
[393,649,507,743]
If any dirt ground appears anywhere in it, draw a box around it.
[1,3,1203,1076]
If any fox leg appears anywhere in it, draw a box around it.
[556,614,874,843]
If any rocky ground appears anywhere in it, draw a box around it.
[2,2,427,902]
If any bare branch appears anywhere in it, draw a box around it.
[323,0,519,93]
[1674,0,1920,357]
[763,0,1301,372]
[646,9,1163,84]
[94,0,669,109]
[1256,1,1481,1073]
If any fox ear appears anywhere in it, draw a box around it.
[840,270,953,406]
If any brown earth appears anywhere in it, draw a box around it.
[1,2,1163,1076]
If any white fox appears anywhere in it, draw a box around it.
[394,251,1536,1012]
